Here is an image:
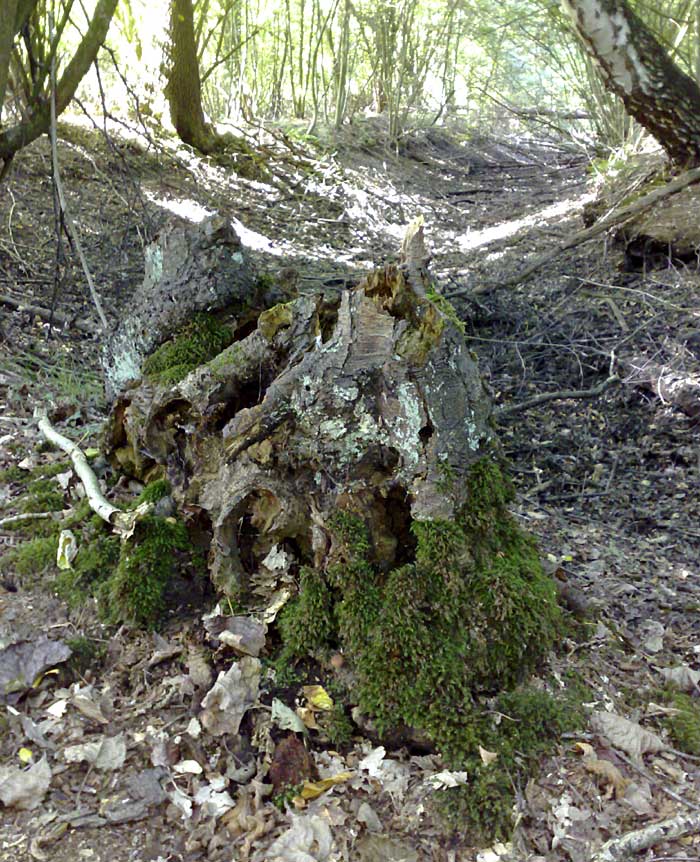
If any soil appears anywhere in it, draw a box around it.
[1,116,699,862]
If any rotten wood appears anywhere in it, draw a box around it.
[104,252,493,596]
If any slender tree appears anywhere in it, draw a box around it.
[166,0,221,153]
[562,0,700,164]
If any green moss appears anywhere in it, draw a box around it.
[142,313,233,386]
[2,516,62,538]
[666,692,700,755]
[320,704,354,747]
[133,478,171,506]
[426,286,465,334]
[19,478,65,514]
[278,566,335,660]
[275,457,569,843]
[258,302,294,341]
[436,687,584,844]
[65,636,105,676]
[100,515,191,628]
[0,466,29,484]
[0,536,59,579]
[55,530,121,607]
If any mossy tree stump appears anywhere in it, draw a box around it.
[104,241,562,759]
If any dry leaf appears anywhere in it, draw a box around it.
[659,665,700,692]
[298,772,353,800]
[63,734,126,770]
[271,698,307,734]
[0,756,51,809]
[303,685,333,712]
[590,710,666,759]
[583,756,629,797]
[479,745,498,766]
[200,657,260,736]
[265,813,335,862]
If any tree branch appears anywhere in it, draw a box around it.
[496,376,619,419]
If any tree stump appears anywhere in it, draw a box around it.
[104,237,562,753]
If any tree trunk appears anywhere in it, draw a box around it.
[166,0,220,154]
[0,0,117,162]
[563,0,700,165]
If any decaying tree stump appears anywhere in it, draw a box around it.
[105,253,492,593]
[104,227,563,758]
[102,215,268,399]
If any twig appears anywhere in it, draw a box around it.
[493,165,700,290]
[0,512,57,527]
[48,19,108,331]
[496,375,619,419]
[0,293,94,334]
[34,408,151,537]
[590,811,700,862]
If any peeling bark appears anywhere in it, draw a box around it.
[563,0,700,164]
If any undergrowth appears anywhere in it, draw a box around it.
[274,457,575,843]
[4,475,204,629]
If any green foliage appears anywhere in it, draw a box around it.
[666,692,700,755]
[55,529,121,607]
[100,515,192,629]
[0,466,29,484]
[274,457,569,843]
[426,286,465,334]
[19,478,65,514]
[142,313,233,385]
[272,783,303,811]
[436,687,584,844]
[133,478,171,506]
[65,636,104,676]
[321,704,354,747]
[278,566,336,660]
[0,536,59,580]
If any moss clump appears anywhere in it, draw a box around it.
[65,636,105,676]
[55,529,121,607]
[666,692,700,755]
[258,302,294,341]
[0,466,29,484]
[99,515,192,628]
[2,516,62,538]
[142,313,233,386]
[437,687,583,843]
[133,478,171,506]
[320,704,354,747]
[19,478,65,514]
[0,536,59,580]
[277,566,335,660]
[426,286,465,334]
[277,458,569,842]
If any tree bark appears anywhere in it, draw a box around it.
[563,0,700,165]
[0,0,118,161]
[0,0,20,124]
[166,0,221,154]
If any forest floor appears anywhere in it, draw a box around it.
[1,116,699,862]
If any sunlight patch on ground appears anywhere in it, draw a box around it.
[142,190,292,255]
[144,193,213,223]
[456,191,595,251]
